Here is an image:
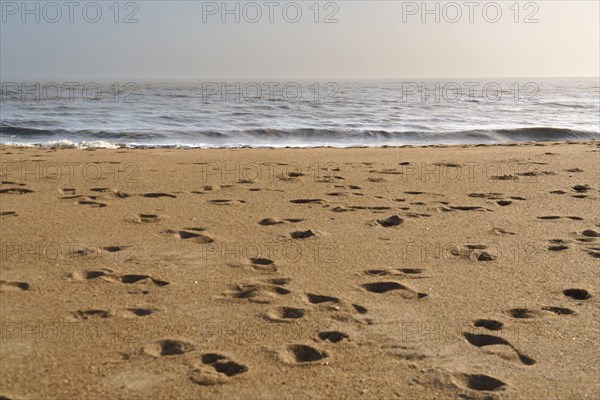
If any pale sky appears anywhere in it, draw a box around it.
[1,1,598,80]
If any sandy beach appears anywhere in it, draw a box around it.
[1,141,599,399]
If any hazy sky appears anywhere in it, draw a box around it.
[1,1,598,80]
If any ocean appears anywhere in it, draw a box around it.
[1,79,598,148]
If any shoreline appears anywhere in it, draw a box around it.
[1,139,599,151]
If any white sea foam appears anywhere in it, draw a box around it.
[2,80,598,148]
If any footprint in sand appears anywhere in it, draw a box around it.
[126,213,160,224]
[541,306,575,315]
[258,218,285,226]
[144,339,195,357]
[537,215,583,221]
[89,188,129,198]
[1,181,27,186]
[227,258,278,273]
[572,184,591,193]
[404,190,433,196]
[348,304,366,315]
[120,274,170,287]
[306,293,340,304]
[210,199,246,205]
[264,306,306,323]
[352,206,392,212]
[249,258,278,273]
[442,205,491,212]
[259,218,304,226]
[452,373,507,392]
[71,269,170,288]
[578,229,600,240]
[563,288,591,301]
[361,281,427,299]
[318,331,349,343]
[0,280,30,292]
[363,268,425,278]
[399,268,425,276]
[124,308,157,317]
[548,243,569,252]
[67,269,113,281]
[289,199,328,206]
[371,215,403,227]
[70,309,112,320]
[140,213,160,223]
[473,319,504,331]
[103,245,133,253]
[463,332,535,365]
[469,192,503,199]
[227,280,291,304]
[189,353,248,386]
[451,245,496,262]
[492,174,518,181]
[163,229,214,244]
[61,194,83,200]
[331,206,356,213]
[363,269,396,278]
[142,192,177,198]
[505,308,542,319]
[584,247,600,258]
[282,344,328,364]
[291,230,319,239]
[0,187,33,194]
[78,199,107,208]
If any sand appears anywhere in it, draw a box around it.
[0,141,599,400]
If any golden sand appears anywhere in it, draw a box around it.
[1,141,599,399]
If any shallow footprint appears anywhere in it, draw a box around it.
[144,339,194,357]
[0,280,30,291]
[291,230,318,239]
[506,308,541,319]
[229,282,289,304]
[189,354,248,385]
[0,188,33,194]
[290,199,327,204]
[163,229,214,244]
[307,293,340,304]
[541,306,575,315]
[548,244,569,252]
[453,373,507,392]
[79,200,107,208]
[362,281,427,299]
[264,306,306,323]
[473,319,504,331]
[142,192,177,198]
[283,344,328,363]
[120,274,169,287]
[71,309,111,320]
[373,215,403,227]
[563,288,591,301]
[318,331,348,343]
[127,308,157,317]
[463,333,535,365]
